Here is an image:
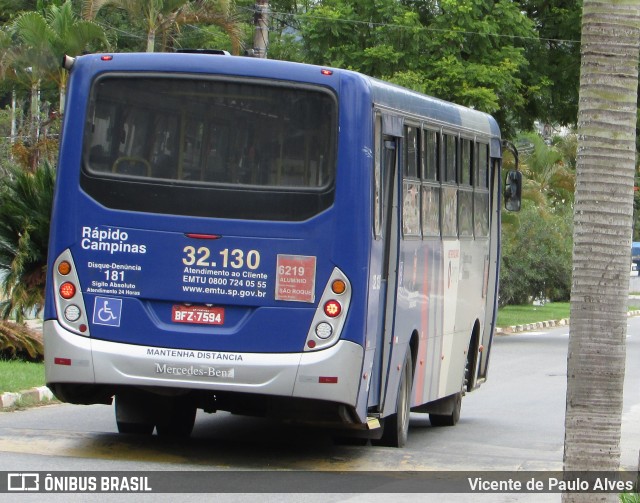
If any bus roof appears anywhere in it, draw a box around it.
[367,76,501,141]
[69,52,501,149]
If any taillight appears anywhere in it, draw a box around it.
[53,250,91,337]
[59,282,76,299]
[304,268,351,351]
[323,300,342,318]
[58,261,71,275]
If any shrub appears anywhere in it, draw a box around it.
[500,202,573,306]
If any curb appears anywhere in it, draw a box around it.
[0,386,54,409]
[495,309,640,335]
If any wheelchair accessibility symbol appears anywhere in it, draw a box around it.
[93,296,122,327]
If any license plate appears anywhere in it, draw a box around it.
[172,305,225,325]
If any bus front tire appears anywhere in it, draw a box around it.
[372,351,413,448]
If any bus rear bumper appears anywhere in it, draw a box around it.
[44,320,363,407]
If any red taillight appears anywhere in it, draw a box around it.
[324,300,342,318]
[101,55,113,61]
[321,69,333,76]
[59,282,76,299]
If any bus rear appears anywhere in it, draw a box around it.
[44,53,370,436]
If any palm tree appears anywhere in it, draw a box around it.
[0,161,56,323]
[518,132,575,215]
[11,1,108,114]
[83,0,243,54]
[563,1,640,501]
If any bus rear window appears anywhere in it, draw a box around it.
[81,76,337,221]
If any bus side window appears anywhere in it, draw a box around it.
[458,139,473,238]
[474,143,490,237]
[441,133,458,238]
[421,129,440,238]
[402,126,421,238]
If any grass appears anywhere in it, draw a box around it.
[0,358,45,393]
[497,302,640,328]
[497,302,570,328]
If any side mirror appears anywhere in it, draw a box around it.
[504,170,522,212]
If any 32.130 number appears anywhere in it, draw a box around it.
[182,247,261,270]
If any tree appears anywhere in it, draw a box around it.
[518,132,575,213]
[519,0,583,126]
[3,0,107,169]
[563,1,640,500]
[83,0,243,54]
[12,1,108,112]
[0,161,56,323]
[298,0,540,136]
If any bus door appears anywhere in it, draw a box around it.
[375,125,402,417]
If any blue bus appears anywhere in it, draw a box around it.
[44,52,521,447]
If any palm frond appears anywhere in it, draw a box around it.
[0,320,43,361]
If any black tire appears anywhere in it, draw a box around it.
[155,397,197,438]
[429,392,461,427]
[429,341,472,427]
[115,393,155,435]
[372,351,413,447]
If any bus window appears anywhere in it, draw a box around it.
[422,185,440,237]
[442,133,458,237]
[444,134,457,183]
[404,126,419,179]
[403,126,421,237]
[458,139,473,237]
[460,139,472,186]
[403,181,421,237]
[421,129,440,237]
[423,129,439,181]
[81,76,337,221]
[476,143,489,189]
[474,143,490,237]
[442,186,458,237]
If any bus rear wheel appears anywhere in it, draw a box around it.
[428,392,461,427]
[155,397,197,438]
[115,393,155,435]
[372,351,413,448]
[429,342,472,427]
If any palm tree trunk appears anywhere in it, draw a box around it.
[10,90,16,148]
[146,30,155,52]
[30,79,41,171]
[563,1,640,502]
